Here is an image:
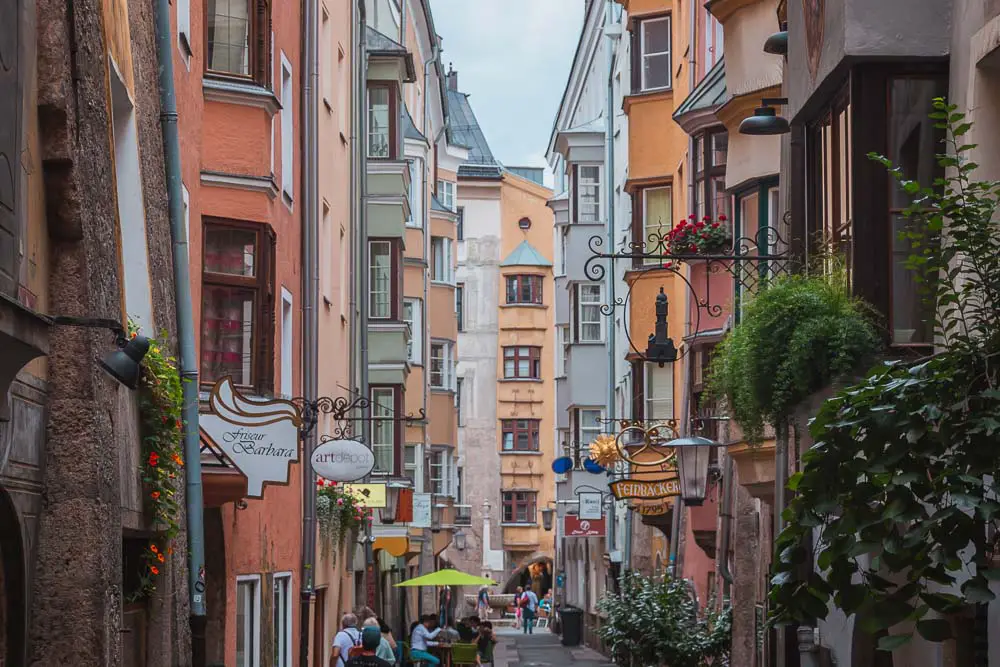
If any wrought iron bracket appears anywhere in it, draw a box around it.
[291,395,426,441]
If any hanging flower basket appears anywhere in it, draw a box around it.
[664,214,732,256]
[316,478,365,563]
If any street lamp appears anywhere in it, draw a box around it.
[380,484,402,523]
[666,436,716,506]
[763,22,788,55]
[49,316,151,389]
[739,98,790,136]
[455,531,467,550]
[541,507,555,532]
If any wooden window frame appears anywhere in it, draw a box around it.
[204,0,272,87]
[366,81,399,160]
[630,13,672,93]
[501,490,538,524]
[501,419,541,452]
[430,341,453,390]
[693,129,729,221]
[200,218,277,395]
[368,238,401,320]
[505,274,544,305]
[502,346,542,379]
[370,384,403,477]
[630,182,674,268]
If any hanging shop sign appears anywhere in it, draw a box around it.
[564,515,606,537]
[310,438,375,482]
[579,492,604,520]
[199,377,302,498]
[609,476,681,500]
[343,483,387,508]
[411,493,432,528]
[631,502,672,516]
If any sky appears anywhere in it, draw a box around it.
[429,0,586,179]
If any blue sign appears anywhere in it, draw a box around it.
[583,458,605,474]
[552,456,573,474]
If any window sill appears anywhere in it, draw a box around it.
[498,378,542,383]
[500,451,542,456]
[430,387,455,394]
[430,280,456,288]
[203,76,281,116]
[500,303,547,309]
[501,523,539,528]
[571,340,606,346]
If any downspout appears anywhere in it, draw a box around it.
[718,437,734,599]
[152,2,206,665]
[359,0,370,447]
[299,0,319,659]
[348,0,359,436]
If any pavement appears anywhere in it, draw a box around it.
[492,628,615,667]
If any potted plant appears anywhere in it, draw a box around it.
[665,214,732,256]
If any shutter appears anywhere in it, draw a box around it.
[0,0,22,297]
[257,225,277,396]
[254,0,271,88]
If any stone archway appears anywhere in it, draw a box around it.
[0,486,26,667]
[501,554,553,597]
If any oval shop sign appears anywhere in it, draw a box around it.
[311,439,375,482]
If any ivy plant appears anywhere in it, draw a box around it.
[708,272,881,443]
[597,572,731,667]
[770,100,1000,650]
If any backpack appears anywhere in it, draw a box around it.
[518,594,528,608]
[338,629,363,662]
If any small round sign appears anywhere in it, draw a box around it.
[583,458,605,474]
[311,439,375,482]
[551,456,573,474]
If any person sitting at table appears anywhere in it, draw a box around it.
[344,627,394,667]
[410,614,445,666]
[538,593,552,617]
[456,616,480,641]
[475,622,496,666]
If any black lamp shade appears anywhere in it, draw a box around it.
[739,107,790,136]
[99,334,151,389]
[667,436,716,506]
[541,507,555,532]
[763,30,788,55]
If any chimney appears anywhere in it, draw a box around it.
[447,63,458,91]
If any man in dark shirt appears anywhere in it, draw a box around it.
[345,627,394,667]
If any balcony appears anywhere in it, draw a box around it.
[367,159,411,239]
[367,321,410,385]
[454,504,472,526]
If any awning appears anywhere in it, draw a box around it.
[373,536,411,558]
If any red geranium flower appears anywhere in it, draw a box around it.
[711,222,720,228]
[718,214,727,221]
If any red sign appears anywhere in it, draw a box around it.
[564,515,606,537]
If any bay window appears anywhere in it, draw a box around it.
[438,180,455,211]
[371,386,398,474]
[430,450,453,496]
[430,341,454,389]
[574,165,601,223]
[431,236,454,283]
[575,283,603,342]
[206,0,271,86]
[505,275,543,304]
[407,157,423,227]
[693,130,730,222]
[369,240,399,319]
[634,15,671,92]
[201,220,276,394]
[640,185,672,264]
[501,419,541,452]
[367,84,396,158]
[403,298,422,363]
[576,408,603,448]
[501,490,537,524]
[456,284,465,331]
[503,346,541,379]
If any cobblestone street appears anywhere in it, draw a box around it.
[493,629,615,667]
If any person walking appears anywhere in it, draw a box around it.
[477,586,490,621]
[362,617,396,664]
[513,586,523,630]
[330,613,362,667]
[521,588,539,635]
[344,627,394,667]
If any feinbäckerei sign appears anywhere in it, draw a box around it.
[310,439,375,482]
[608,476,680,500]
[199,377,302,498]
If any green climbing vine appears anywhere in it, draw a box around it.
[770,100,1000,650]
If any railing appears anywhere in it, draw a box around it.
[454,504,472,525]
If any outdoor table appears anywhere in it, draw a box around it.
[431,644,452,667]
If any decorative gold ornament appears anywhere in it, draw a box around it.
[589,434,621,468]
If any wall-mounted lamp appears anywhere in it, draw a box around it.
[763,23,788,55]
[541,507,556,532]
[50,316,151,389]
[454,531,467,550]
[665,435,721,506]
[739,98,790,136]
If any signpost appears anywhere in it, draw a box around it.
[609,476,681,500]
[310,438,375,481]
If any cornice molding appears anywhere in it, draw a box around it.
[202,77,281,116]
[715,84,782,131]
[200,170,279,199]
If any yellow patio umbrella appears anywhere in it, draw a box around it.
[394,569,496,587]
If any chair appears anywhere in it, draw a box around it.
[450,642,479,666]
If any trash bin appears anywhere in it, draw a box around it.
[559,605,583,647]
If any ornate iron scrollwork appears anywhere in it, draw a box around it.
[291,394,425,441]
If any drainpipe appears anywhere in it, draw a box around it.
[348,0,359,437]
[152,2,206,664]
[775,419,790,667]
[299,0,320,659]
[359,0,370,449]
[717,448,734,599]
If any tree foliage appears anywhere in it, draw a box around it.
[770,100,1000,650]
[597,572,731,667]
[708,273,881,442]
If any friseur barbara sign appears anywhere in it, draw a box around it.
[199,377,302,498]
[310,439,375,482]
[608,476,681,500]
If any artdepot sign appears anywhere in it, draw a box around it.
[311,438,375,482]
[608,476,681,500]
[199,378,302,498]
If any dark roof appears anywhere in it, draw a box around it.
[446,89,502,178]
[430,195,454,214]
[366,26,406,53]
[505,167,545,186]
[673,58,727,120]
[402,105,426,143]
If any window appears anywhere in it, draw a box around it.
[456,207,465,240]
[642,186,672,264]
[645,363,674,421]
[431,237,454,283]
[456,284,465,331]
[273,574,292,667]
[702,10,724,76]
[692,131,730,222]
[575,165,601,223]
[518,217,532,230]
[408,158,423,227]
[559,228,568,276]
[178,0,191,58]
[505,275,543,305]
[576,284,603,342]
[430,342,454,389]
[503,346,541,379]
[367,84,394,158]
[430,450,452,496]
[501,491,537,524]
[577,409,603,448]
[280,288,292,396]
[404,444,418,485]
[403,298,423,363]
[371,387,396,473]
[501,419,541,452]
[280,55,293,201]
[206,0,271,86]
[236,576,261,667]
[369,240,395,319]
[456,378,464,426]
[201,221,276,393]
[438,180,455,211]
[555,325,568,377]
[636,15,671,91]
